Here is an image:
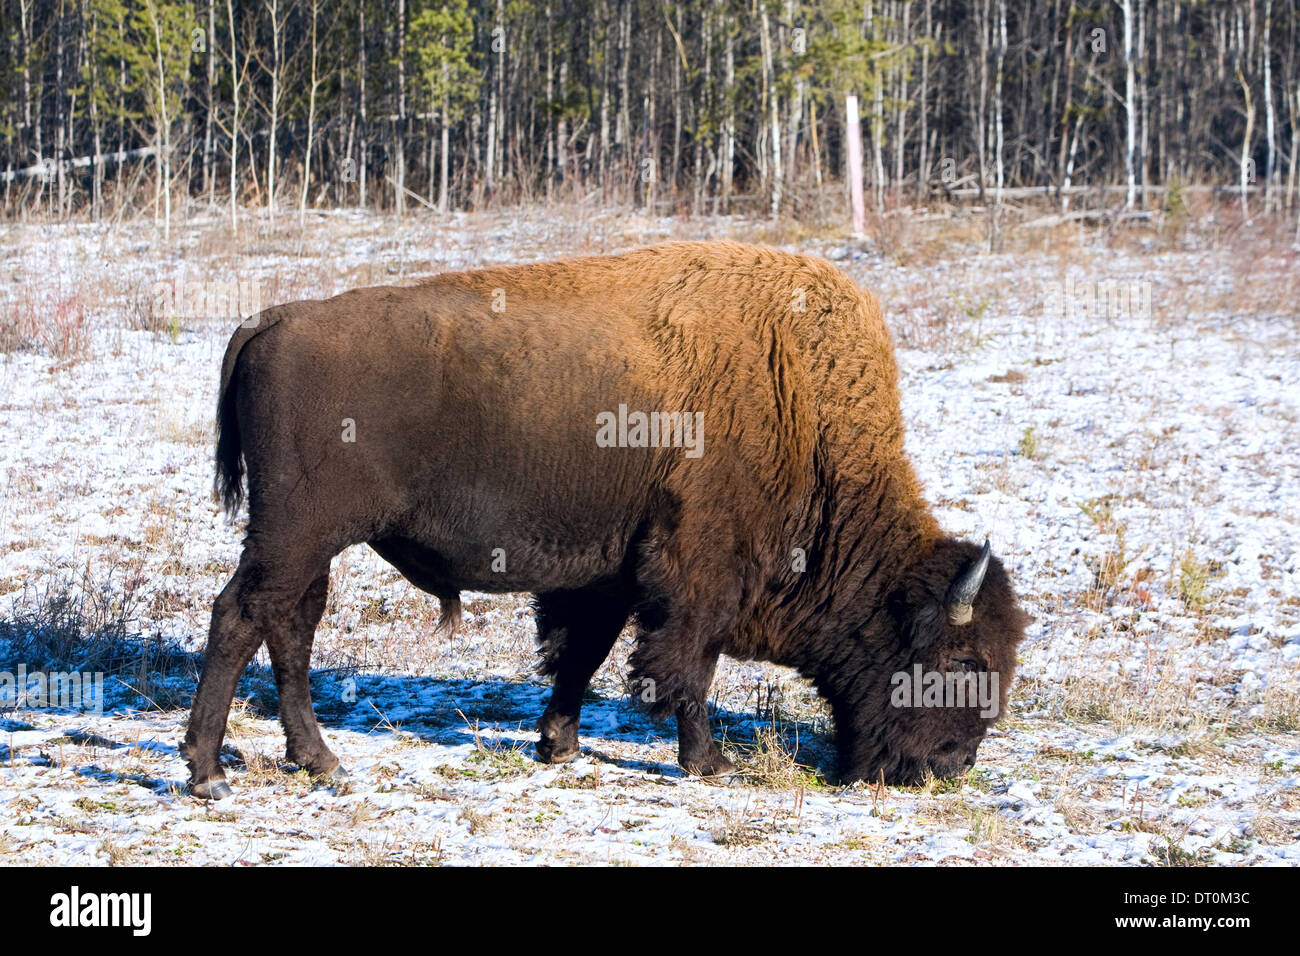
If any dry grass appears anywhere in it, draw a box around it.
[2,197,1292,372]
[0,283,93,358]
[0,566,193,702]
[457,805,492,835]
[1174,549,1215,610]
[728,724,825,791]
[707,801,768,847]
[1257,680,1300,732]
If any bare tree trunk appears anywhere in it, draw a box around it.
[991,0,1006,251]
[88,3,104,218]
[498,0,507,191]
[19,0,34,184]
[1057,0,1077,207]
[145,3,172,239]
[359,2,368,208]
[894,0,910,191]
[1062,46,1099,213]
[227,0,241,235]
[1138,0,1150,204]
[557,60,569,191]
[617,0,631,157]
[971,0,989,203]
[1263,0,1276,212]
[545,4,554,200]
[642,29,660,211]
[810,98,822,188]
[1287,84,1299,218]
[722,7,734,213]
[267,0,283,227]
[55,1,66,219]
[760,3,782,218]
[693,6,713,214]
[869,1,885,205]
[68,2,89,217]
[496,0,506,193]
[25,0,49,215]
[1119,0,1137,209]
[486,0,500,193]
[299,0,320,230]
[677,9,691,201]
[918,5,935,200]
[598,0,611,188]
[427,115,435,206]
[846,94,866,235]
[1239,66,1255,220]
[204,0,216,206]
[784,0,804,199]
[396,0,407,217]
[439,85,450,213]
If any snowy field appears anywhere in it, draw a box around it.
[0,207,1297,866]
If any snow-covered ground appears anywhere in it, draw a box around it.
[0,208,1297,865]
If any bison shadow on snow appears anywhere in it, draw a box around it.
[225,667,841,783]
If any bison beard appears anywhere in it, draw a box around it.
[181,241,1029,799]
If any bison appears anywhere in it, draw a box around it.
[181,241,1028,799]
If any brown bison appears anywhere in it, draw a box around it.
[182,241,1028,799]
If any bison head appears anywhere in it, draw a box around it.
[828,538,1029,785]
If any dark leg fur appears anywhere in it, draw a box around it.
[182,551,320,799]
[674,661,734,777]
[625,513,741,779]
[629,615,735,778]
[264,571,341,777]
[534,588,630,763]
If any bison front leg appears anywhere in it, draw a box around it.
[630,635,735,778]
[263,570,342,778]
[630,538,740,778]
[673,661,735,778]
[534,587,630,764]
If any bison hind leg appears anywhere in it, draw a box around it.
[265,568,343,778]
[184,550,328,798]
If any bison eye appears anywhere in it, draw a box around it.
[953,657,980,673]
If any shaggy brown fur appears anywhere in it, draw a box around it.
[181,241,1028,799]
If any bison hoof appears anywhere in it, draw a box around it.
[536,736,580,764]
[191,779,233,801]
[682,751,736,778]
[290,751,342,778]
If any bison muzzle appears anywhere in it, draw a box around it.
[181,241,1029,799]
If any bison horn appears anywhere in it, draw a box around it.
[947,539,992,626]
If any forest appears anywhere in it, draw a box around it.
[3,0,1298,228]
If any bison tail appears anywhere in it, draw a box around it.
[213,310,290,517]
[433,594,463,638]
[214,372,244,516]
